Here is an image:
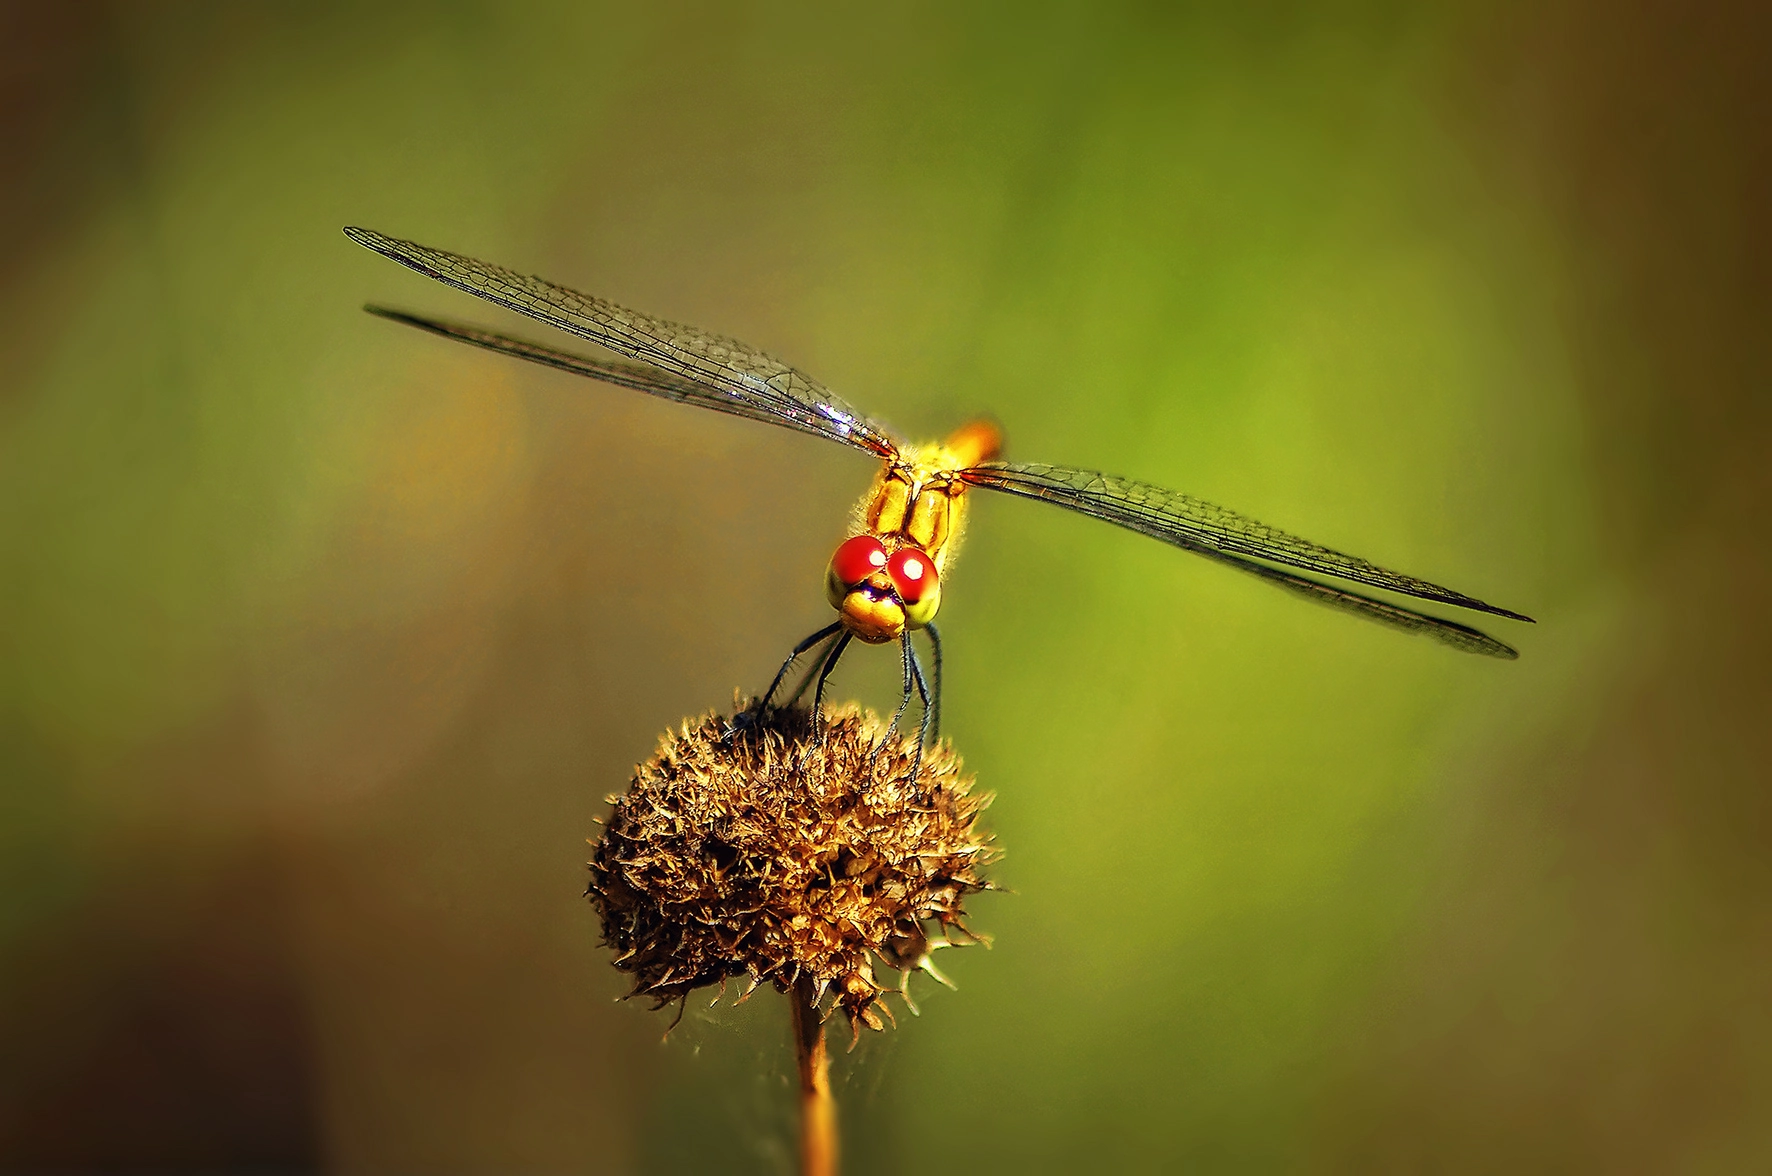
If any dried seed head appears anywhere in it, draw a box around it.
[587,701,996,1035]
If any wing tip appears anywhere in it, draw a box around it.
[1477,602,1536,625]
[360,304,425,332]
[360,305,458,343]
[344,225,412,260]
[1448,618,1522,659]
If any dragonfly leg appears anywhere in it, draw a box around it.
[780,635,838,710]
[871,634,918,767]
[808,631,853,740]
[904,636,934,782]
[779,659,819,710]
[923,622,943,742]
[725,621,842,745]
[794,631,853,771]
[756,622,843,713]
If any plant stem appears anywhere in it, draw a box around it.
[791,976,837,1176]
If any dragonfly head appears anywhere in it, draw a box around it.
[825,534,941,643]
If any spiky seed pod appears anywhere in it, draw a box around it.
[587,701,996,1036]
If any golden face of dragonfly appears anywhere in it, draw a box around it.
[824,420,1003,644]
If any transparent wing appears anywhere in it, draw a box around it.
[363,306,881,444]
[961,461,1533,632]
[1201,546,1519,658]
[346,226,901,458]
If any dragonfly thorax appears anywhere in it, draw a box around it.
[864,457,979,566]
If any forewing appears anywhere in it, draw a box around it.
[364,306,875,443]
[346,226,901,457]
[961,461,1533,624]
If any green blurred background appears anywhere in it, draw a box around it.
[2,2,1766,1171]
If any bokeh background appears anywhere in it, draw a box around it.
[3,2,1767,1171]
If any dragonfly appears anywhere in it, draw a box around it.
[346,226,1533,769]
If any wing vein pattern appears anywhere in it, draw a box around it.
[347,227,1532,658]
[1195,547,1518,658]
[961,462,1533,623]
[345,226,900,457]
[362,307,867,441]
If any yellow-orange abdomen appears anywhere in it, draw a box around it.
[942,418,1003,469]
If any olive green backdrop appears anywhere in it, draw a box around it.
[3,2,1766,1171]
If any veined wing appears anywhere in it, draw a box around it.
[1197,546,1519,658]
[960,462,1533,645]
[364,306,881,444]
[345,227,901,458]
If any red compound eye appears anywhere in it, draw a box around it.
[885,547,938,603]
[829,534,888,587]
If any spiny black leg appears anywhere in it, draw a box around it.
[871,633,918,766]
[904,634,933,782]
[757,621,843,714]
[808,631,853,738]
[781,635,836,710]
[924,622,944,742]
[793,631,852,772]
[726,621,841,745]
[779,657,820,710]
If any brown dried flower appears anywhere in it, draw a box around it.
[587,700,996,1036]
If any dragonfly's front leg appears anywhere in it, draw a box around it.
[793,631,853,771]
[871,633,918,763]
[808,632,853,738]
[758,621,843,713]
[724,621,842,745]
